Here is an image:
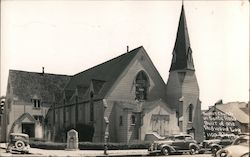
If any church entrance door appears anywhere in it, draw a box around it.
[22,123,35,137]
[151,114,169,136]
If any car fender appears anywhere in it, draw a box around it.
[189,143,200,149]
[159,144,175,152]
[210,143,222,149]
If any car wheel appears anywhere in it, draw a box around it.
[211,146,220,154]
[189,146,198,155]
[15,140,25,150]
[161,147,170,155]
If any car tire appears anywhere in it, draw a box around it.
[189,146,198,155]
[211,146,220,154]
[15,140,25,150]
[161,147,170,155]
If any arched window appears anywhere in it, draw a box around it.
[75,95,78,123]
[119,116,123,126]
[135,71,149,101]
[90,91,94,122]
[131,115,136,125]
[188,104,193,122]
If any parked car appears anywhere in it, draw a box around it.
[148,134,200,155]
[6,133,30,154]
[201,134,236,154]
[215,135,249,157]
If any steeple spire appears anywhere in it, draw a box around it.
[170,4,195,71]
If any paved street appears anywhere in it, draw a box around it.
[0,147,212,157]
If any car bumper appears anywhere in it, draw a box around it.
[7,146,29,153]
[148,145,161,154]
[148,149,161,154]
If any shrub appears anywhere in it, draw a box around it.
[30,141,66,150]
[30,141,151,150]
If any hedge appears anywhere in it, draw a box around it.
[29,141,151,150]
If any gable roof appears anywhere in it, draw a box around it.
[64,46,143,99]
[208,102,249,124]
[8,70,71,106]
[10,112,37,133]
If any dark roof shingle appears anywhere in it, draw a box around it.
[64,46,143,99]
[8,70,71,106]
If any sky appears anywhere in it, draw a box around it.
[1,0,249,109]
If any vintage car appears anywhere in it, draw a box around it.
[148,134,200,155]
[215,135,249,157]
[201,134,236,154]
[6,133,30,154]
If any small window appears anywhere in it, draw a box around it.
[55,110,58,123]
[66,109,69,122]
[119,116,123,126]
[32,99,41,109]
[63,107,66,123]
[188,104,193,122]
[222,136,229,140]
[34,115,44,123]
[90,91,94,122]
[131,115,136,125]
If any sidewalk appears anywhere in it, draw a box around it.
[0,143,149,157]
[29,148,148,156]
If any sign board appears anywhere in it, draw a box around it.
[66,129,79,150]
[202,110,241,139]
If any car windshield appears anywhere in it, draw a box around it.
[166,136,175,141]
[10,135,28,142]
[175,136,185,140]
[214,136,222,139]
[185,136,193,140]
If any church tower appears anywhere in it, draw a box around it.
[166,4,203,142]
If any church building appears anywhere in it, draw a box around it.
[1,5,203,143]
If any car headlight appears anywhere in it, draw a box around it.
[216,149,229,157]
[153,143,158,150]
[148,143,154,151]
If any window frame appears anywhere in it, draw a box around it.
[119,116,123,126]
[131,115,136,125]
[135,71,149,101]
[188,104,193,122]
[32,99,41,109]
[90,91,94,122]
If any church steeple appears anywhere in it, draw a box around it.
[170,4,195,71]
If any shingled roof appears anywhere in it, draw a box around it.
[215,102,249,124]
[8,70,71,106]
[64,46,143,100]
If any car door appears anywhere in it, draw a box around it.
[172,135,185,150]
[184,135,194,149]
[220,136,233,147]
